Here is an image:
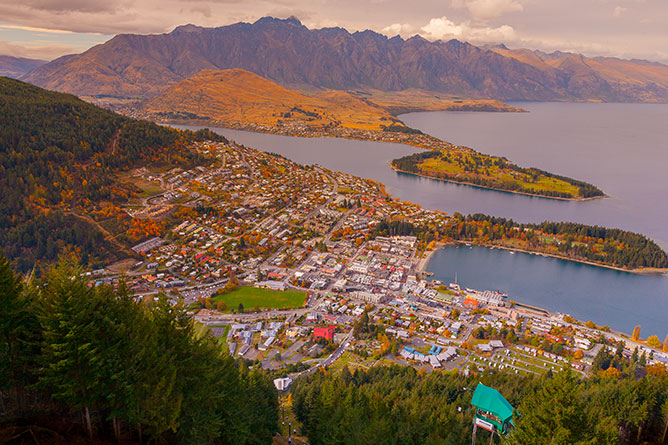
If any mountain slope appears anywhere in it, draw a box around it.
[22,17,668,103]
[0,76,220,271]
[142,68,402,130]
[0,55,47,78]
[491,47,668,102]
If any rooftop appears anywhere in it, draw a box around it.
[471,383,514,423]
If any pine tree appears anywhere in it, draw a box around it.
[176,335,239,444]
[508,371,596,444]
[0,255,40,415]
[36,257,105,439]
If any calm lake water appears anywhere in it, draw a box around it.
[174,102,668,336]
[426,245,668,337]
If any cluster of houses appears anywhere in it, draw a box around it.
[400,345,458,368]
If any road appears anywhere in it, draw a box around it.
[290,330,355,380]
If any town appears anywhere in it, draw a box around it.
[91,139,668,391]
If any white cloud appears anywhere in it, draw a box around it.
[381,23,414,37]
[452,0,524,21]
[420,16,516,43]
[0,24,74,34]
[0,39,76,59]
[613,6,627,17]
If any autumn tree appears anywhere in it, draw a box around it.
[647,335,662,349]
[632,325,642,341]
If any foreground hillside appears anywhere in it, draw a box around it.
[3,253,667,445]
[0,255,278,444]
[0,76,220,271]
[292,363,668,445]
[22,17,668,103]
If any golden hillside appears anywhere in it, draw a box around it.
[142,69,402,131]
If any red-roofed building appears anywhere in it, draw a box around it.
[314,325,336,341]
[463,298,479,307]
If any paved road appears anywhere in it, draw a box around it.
[290,330,355,380]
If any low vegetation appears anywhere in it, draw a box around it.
[392,150,604,199]
[143,69,406,132]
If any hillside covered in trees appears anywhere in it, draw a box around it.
[372,214,668,270]
[0,254,277,443]
[0,76,223,271]
[292,363,668,445]
[445,214,668,270]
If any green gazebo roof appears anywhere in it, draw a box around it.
[471,383,514,422]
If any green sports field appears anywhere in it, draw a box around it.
[213,286,307,311]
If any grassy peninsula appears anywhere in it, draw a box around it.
[392,150,605,200]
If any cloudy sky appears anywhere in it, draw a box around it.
[1,0,667,63]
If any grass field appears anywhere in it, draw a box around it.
[213,286,307,311]
[418,153,581,198]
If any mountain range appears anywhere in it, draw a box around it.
[0,55,46,78]
[19,16,668,103]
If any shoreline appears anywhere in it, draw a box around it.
[422,241,668,276]
[391,166,606,202]
[164,118,607,202]
[418,242,668,342]
[416,243,441,274]
[158,118,467,153]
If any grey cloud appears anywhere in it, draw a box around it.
[19,0,122,13]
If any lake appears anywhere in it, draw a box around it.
[426,245,668,338]
[173,102,668,336]
[402,102,668,249]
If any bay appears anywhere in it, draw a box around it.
[425,245,668,338]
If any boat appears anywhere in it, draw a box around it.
[509,251,515,255]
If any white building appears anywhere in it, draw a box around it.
[273,377,293,391]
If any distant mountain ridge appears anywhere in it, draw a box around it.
[21,17,668,103]
[0,55,47,78]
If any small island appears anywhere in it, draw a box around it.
[391,150,605,200]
